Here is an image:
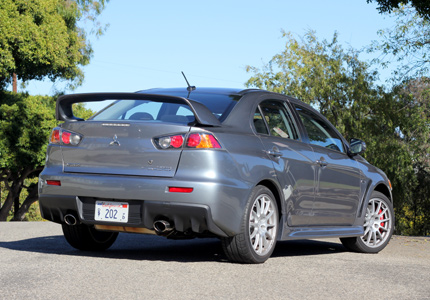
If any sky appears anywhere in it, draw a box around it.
[17,0,397,111]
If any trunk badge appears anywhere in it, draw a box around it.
[109,135,121,146]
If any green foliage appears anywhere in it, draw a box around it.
[0,91,94,221]
[246,30,377,140]
[246,30,430,235]
[369,5,430,81]
[0,0,108,90]
[367,0,430,20]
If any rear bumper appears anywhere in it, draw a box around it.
[38,171,252,237]
[39,194,227,237]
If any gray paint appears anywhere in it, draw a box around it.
[39,87,392,241]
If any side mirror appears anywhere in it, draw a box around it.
[349,138,366,156]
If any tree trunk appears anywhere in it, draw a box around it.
[0,189,16,221]
[13,73,17,93]
[0,167,40,221]
[13,183,38,221]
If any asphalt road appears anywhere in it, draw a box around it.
[0,222,429,300]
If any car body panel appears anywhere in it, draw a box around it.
[39,87,393,243]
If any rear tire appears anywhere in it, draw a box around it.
[222,186,279,264]
[340,191,394,253]
[62,223,118,251]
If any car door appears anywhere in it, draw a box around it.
[293,104,361,226]
[254,99,316,227]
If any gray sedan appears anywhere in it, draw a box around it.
[38,87,394,263]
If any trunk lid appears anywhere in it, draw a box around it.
[61,121,190,177]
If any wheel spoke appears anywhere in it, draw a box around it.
[258,235,264,254]
[247,192,278,257]
[378,207,388,218]
[376,200,382,216]
[250,227,257,239]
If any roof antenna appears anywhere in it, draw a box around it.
[181,71,196,93]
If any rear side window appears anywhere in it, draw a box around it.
[257,100,300,140]
[295,105,345,153]
[91,100,195,125]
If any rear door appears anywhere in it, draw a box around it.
[60,99,195,177]
[254,99,316,227]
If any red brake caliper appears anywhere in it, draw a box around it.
[379,209,385,233]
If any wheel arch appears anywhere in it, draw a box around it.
[256,179,283,219]
[373,183,393,203]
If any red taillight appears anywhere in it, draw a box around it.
[154,132,222,150]
[168,187,193,193]
[62,131,71,144]
[186,133,221,149]
[154,134,186,149]
[49,128,82,146]
[170,135,184,148]
[187,133,201,148]
[46,180,61,186]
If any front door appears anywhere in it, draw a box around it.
[294,105,361,226]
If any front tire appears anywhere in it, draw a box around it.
[62,223,118,251]
[341,191,394,253]
[222,186,279,264]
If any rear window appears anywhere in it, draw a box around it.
[91,100,195,125]
[141,90,242,121]
[90,91,241,124]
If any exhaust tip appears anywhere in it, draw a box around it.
[64,214,77,226]
[153,219,173,233]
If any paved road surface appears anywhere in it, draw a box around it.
[0,222,429,300]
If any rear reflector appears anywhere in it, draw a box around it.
[46,180,61,186]
[168,187,194,193]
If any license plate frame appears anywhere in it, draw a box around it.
[94,201,129,223]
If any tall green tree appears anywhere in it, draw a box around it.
[367,0,430,19]
[246,30,377,140]
[245,30,430,235]
[369,5,430,81]
[0,0,108,90]
[0,92,93,221]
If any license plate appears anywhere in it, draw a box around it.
[95,201,129,223]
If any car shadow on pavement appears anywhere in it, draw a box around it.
[0,232,346,263]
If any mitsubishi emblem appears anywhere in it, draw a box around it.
[109,134,121,146]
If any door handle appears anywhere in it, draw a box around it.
[316,159,328,167]
[266,147,283,158]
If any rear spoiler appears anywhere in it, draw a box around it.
[56,92,221,126]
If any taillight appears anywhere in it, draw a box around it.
[154,134,186,149]
[154,133,222,150]
[186,133,221,149]
[49,128,82,146]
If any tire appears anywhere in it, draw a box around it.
[222,186,279,264]
[62,223,118,251]
[340,191,394,253]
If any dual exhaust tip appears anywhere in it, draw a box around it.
[153,219,173,234]
[64,214,174,235]
[64,214,78,226]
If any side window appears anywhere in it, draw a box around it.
[257,100,299,140]
[253,108,269,134]
[295,105,345,153]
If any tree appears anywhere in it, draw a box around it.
[0,0,108,91]
[0,92,93,221]
[368,5,430,82]
[367,0,430,19]
[246,30,378,140]
[245,30,430,235]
